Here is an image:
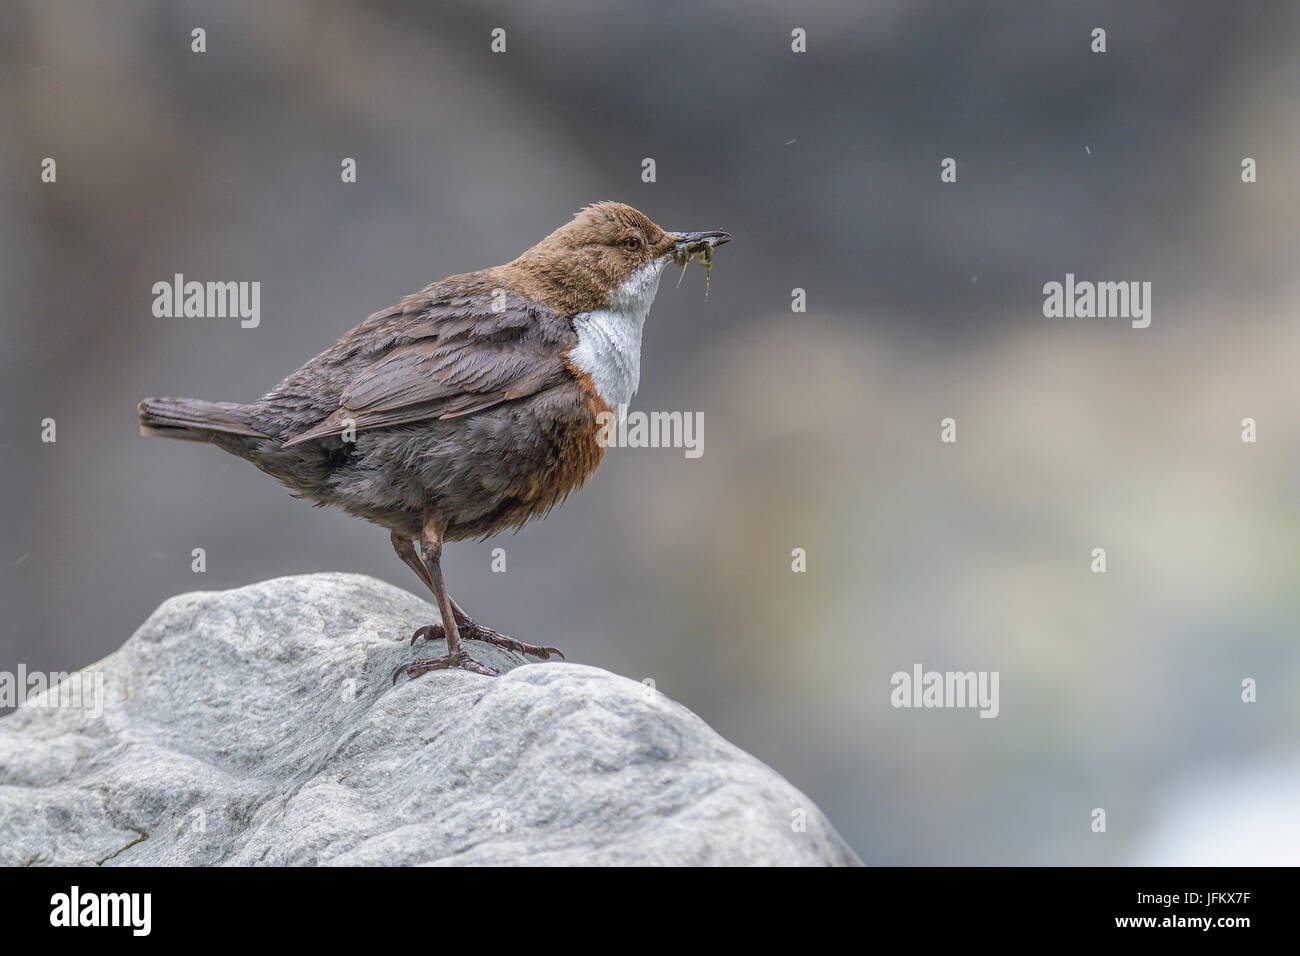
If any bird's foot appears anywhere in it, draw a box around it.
[391,648,499,683]
[409,619,565,661]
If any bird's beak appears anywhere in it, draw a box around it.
[669,230,731,258]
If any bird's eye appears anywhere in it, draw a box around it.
[621,236,642,251]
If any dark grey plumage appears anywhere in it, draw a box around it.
[140,272,605,542]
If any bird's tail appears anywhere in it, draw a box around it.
[137,396,268,442]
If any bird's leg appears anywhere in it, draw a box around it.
[392,532,560,659]
[411,596,565,661]
[392,530,565,666]
[391,531,446,648]
[391,531,435,592]
[391,519,500,682]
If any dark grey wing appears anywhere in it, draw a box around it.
[281,293,576,447]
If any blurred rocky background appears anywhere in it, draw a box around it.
[2,0,1297,864]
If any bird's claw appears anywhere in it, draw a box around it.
[407,620,565,661]
[391,649,500,684]
[408,623,438,646]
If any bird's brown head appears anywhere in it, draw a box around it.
[498,202,729,317]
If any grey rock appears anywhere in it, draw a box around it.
[0,573,860,866]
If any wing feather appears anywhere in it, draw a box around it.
[281,291,575,448]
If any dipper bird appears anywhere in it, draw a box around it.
[138,202,729,681]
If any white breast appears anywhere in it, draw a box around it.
[569,260,668,408]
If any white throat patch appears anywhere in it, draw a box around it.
[569,259,667,408]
